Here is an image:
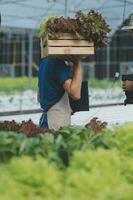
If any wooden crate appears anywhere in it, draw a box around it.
[40,33,94,58]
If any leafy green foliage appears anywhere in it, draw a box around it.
[0,77,37,94]
[0,121,107,165]
[0,126,92,165]
[0,131,56,163]
[111,124,133,157]
[64,149,133,200]
[0,124,133,199]
[0,131,27,162]
[0,123,132,167]
[0,77,122,94]
[0,156,62,200]
[88,78,122,88]
[0,149,133,200]
[39,10,111,47]
[0,169,25,200]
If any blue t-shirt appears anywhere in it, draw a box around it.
[38,57,72,112]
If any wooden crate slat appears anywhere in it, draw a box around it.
[40,33,95,58]
[41,46,95,57]
[47,46,94,55]
[48,39,93,47]
[40,39,44,58]
[42,47,48,58]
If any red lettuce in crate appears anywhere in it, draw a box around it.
[39,9,111,47]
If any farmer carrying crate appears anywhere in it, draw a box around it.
[38,10,110,130]
[38,56,82,130]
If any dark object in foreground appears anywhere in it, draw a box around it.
[122,74,133,105]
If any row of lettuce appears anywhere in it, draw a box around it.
[0,77,122,94]
[0,124,133,200]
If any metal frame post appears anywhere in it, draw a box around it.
[28,32,33,87]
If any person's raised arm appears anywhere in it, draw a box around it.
[122,80,133,92]
[63,58,82,100]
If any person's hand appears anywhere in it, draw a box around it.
[122,80,133,92]
[67,55,81,64]
[60,55,81,63]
